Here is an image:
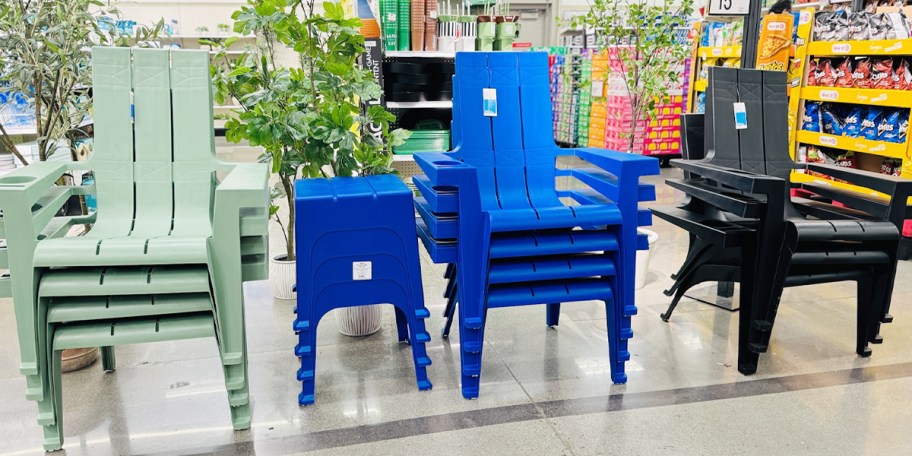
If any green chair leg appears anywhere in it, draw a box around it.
[101,346,116,372]
[42,349,64,452]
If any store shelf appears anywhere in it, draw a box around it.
[693,79,708,92]
[801,86,912,109]
[796,130,907,159]
[384,51,455,59]
[791,171,888,198]
[393,154,416,162]
[806,39,912,56]
[386,101,453,109]
[697,46,741,59]
[4,126,37,135]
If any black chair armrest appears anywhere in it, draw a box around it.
[671,159,785,195]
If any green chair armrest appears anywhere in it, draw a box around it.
[0,162,69,208]
[213,163,270,282]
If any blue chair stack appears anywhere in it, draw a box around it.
[414,52,659,399]
[294,175,433,405]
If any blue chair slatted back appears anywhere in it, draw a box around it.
[449,52,564,211]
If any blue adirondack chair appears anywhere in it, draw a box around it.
[414,52,659,399]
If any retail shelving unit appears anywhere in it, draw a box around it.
[789,8,912,255]
[381,51,455,177]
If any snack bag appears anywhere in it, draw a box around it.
[893,159,903,176]
[803,102,822,132]
[884,12,911,39]
[710,22,725,47]
[833,58,854,87]
[870,14,889,40]
[806,146,826,163]
[848,12,871,40]
[861,107,884,140]
[853,57,873,88]
[757,13,793,71]
[821,104,845,136]
[731,20,744,44]
[834,152,857,169]
[832,11,850,41]
[881,158,896,175]
[871,58,893,89]
[899,59,912,90]
[844,107,865,137]
[899,112,908,142]
[878,110,902,142]
[807,59,818,86]
[814,12,834,41]
[816,59,836,86]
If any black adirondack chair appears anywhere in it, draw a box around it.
[653,67,909,374]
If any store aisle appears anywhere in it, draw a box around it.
[1,168,910,455]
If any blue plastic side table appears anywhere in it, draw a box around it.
[293,175,433,405]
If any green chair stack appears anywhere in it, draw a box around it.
[0,47,269,451]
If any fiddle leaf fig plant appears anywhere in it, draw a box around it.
[213,0,410,261]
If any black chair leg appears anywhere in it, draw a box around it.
[737,234,759,375]
[717,281,735,299]
[856,276,874,357]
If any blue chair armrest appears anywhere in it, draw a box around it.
[414,152,476,187]
[572,148,661,182]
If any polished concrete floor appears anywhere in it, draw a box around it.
[2,168,912,455]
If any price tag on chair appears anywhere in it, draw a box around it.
[734,102,747,130]
[483,88,497,117]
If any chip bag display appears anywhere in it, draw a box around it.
[756,13,793,72]
[871,58,894,89]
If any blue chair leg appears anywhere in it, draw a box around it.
[395,307,410,343]
[401,304,434,390]
[459,301,486,399]
[546,303,561,327]
[442,282,458,338]
[296,316,318,406]
[605,282,631,385]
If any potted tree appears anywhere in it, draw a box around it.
[0,0,161,371]
[214,0,409,311]
[570,0,692,287]
[570,0,693,153]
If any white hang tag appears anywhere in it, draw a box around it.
[733,102,747,130]
[352,261,372,281]
[483,88,497,117]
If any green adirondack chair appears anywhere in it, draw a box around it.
[0,47,269,451]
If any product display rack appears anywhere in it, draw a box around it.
[381,51,455,177]
[789,8,912,254]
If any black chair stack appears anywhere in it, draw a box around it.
[653,66,911,375]
[383,60,454,102]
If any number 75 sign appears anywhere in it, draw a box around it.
[707,0,751,16]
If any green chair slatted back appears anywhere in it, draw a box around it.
[131,48,175,238]
[170,50,219,235]
[88,47,135,238]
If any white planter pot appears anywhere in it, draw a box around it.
[335,305,383,337]
[635,229,659,290]
[270,254,297,300]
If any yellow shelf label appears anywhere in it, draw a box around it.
[796,130,908,159]
[801,86,912,109]
[807,39,911,56]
